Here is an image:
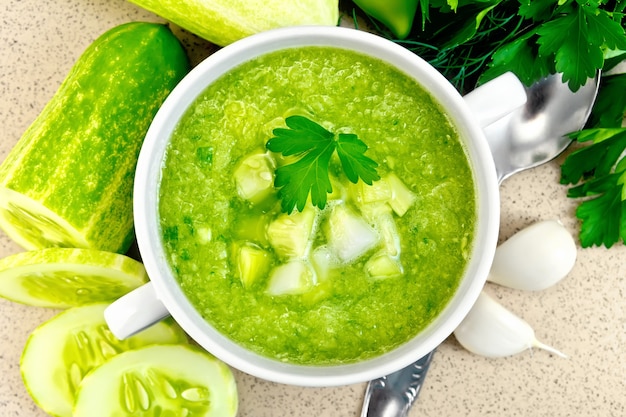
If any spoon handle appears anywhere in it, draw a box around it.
[360,349,435,417]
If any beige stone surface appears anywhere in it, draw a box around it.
[1,1,624,416]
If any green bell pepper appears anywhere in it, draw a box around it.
[353,0,419,39]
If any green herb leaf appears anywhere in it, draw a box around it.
[335,133,380,184]
[481,31,552,86]
[588,74,626,128]
[272,143,335,214]
[561,128,626,247]
[561,128,626,184]
[536,6,603,91]
[360,0,625,92]
[518,0,553,22]
[266,116,380,213]
[568,174,625,248]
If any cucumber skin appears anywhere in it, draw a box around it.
[0,22,190,253]
[127,0,339,46]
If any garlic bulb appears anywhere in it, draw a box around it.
[487,219,577,291]
[454,292,566,358]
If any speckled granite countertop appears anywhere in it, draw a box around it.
[1,1,625,416]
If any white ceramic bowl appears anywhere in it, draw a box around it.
[129,26,502,387]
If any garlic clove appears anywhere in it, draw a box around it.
[453,292,566,358]
[487,219,577,291]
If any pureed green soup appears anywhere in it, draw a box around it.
[159,46,476,365]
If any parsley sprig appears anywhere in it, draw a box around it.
[560,73,626,248]
[266,116,380,214]
[348,0,626,93]
[485,0,626,91]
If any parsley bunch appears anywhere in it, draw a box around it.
[347,0,626,93]
[266,116,380,214]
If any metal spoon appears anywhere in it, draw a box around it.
[484,72,600,183]
[360,71,600,417]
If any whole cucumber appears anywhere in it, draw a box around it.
[127,0,339,46]
[0,22,189,253]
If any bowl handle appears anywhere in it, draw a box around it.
[104,282,170,340]
[463,72,527,129]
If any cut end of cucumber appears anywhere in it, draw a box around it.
[0,248,149,308]
[0,187,91,250]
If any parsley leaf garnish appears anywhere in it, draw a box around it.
[266,116,380,214]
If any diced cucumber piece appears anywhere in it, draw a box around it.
[359,204,401,256]
[21,303,188,417]
[386,172,416,217]
[0,248,148,308]
[365,253,404,279]
[267,208,316,259]
[234,242,271,287]
[233,214,271,246]
[325,204,378,263]
[310,245,336,282]
[266,259,315,295]
[73,344,237,417]
[196,227,213,244]
[358,176,392,204]
[360,201,393,219]
[376,211,402,257]
[234,152,275,204]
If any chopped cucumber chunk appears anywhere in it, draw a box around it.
[360,204,403,264]
[234,152,275,204]
[358,176,392,204]
[21,303,187,417]
[234,214,270,246]
[310,245,336,282]
[359,201,393,224]
[365,253,404,279]
[325,204,378,263]
[376,210,402,257]
[386,172,416,217]
[266,259,315,295]
[73,345,237,417]
[234,242,270,287]
[267,208,316,259]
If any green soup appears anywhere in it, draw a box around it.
[159,46,476,365]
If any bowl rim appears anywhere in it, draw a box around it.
[134,25,500,387]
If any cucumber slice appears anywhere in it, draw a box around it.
[0,247,148,308]
[0,187,90,249]
[73,344,238,417]
[21,303,188,417]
